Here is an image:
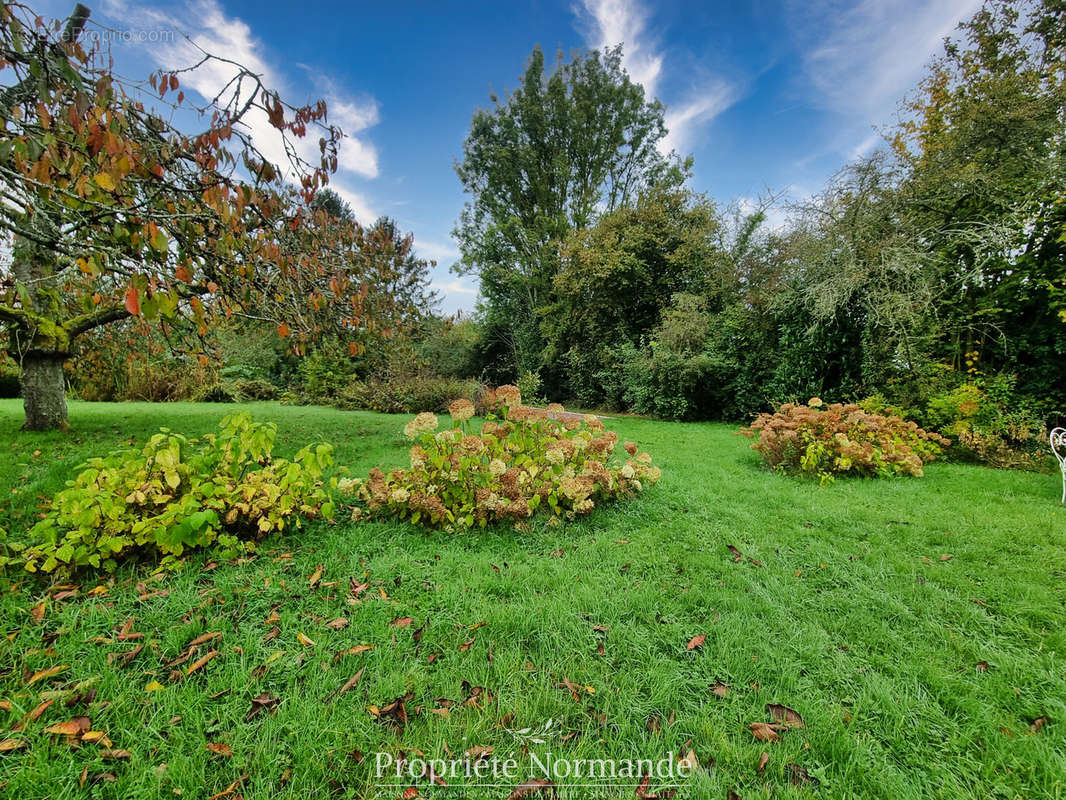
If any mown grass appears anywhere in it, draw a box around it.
[0,399,1063,800]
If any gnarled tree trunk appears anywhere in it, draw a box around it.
[21,352,69,430]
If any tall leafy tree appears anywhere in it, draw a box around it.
[0,2,361,429]
[892,0,1066,403]
[454,45,682,376]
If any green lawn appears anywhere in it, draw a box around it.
[0,399,1063,799]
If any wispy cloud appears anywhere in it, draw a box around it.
[790,0,981,153]
[417,239,461,266]
[575,0,736,155]
[100,0,380,220]
[436,278,477,297]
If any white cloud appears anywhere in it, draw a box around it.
[576,0,737,155]
[661,82,736,156]
[791,0,982,143]
[437,278,477,297]
[579,0,663,96]
[416,239,461,266]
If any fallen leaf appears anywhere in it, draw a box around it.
[391,617,413,628]
[145,681,165,692]
[44,720,83,736]
[19,698,55,726]
[464,745,494,760]
[459,638,475,652]
[0,738,28,752]
[686,634,706,650]
[787,763,817,786]
[186,631,222,648]
[939,554,953,561]
[334,644,374,660]
[80,731,108,743]
[323,668,365,704]
[757,751,769,775]
[325,618,349,631]
[29,601,46,624]
[244,692,279,722]
[296,632,315,647]
[727,545,743,563]
[308,564,323,588]
[1030,717,1048,733]
[748,722,781,742]
[711,681,731,698]
[976,661,988,672]
[206,742,233,757]
[186,650,219,676]
[27,665,69,686]
[677,749,700,771]
[766,703,805,728]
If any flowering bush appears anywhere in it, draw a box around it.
[18,413,335,573]
[340,387,661,528]
[741,398,950,483]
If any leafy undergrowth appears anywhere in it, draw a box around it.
[0,400,1064,799]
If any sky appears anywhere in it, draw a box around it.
[33,0,982,313]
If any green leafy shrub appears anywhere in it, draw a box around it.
[18,413,335,573]
[340,387,661,529]
[922,378,1051,470]
[741,399,950,484]
[515,369,546,406]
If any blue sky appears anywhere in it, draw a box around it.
[36,0,980,312]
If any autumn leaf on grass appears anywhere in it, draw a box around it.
[29,601,45,624]
[45,718,90,737]
[391,617,413,628]
[296,632,315,647]
[748,722,784,742]
[727,545,743,563]
[0,738,27,752]
[186,631,222,648]
[787,763,818,786]
[757,751,769,775]
[323,668,364,704]
[711,681,731,698]
[17,698,55,727]
[686,634,706,650]
[244,692,280,722]
[333,644,374,660]
[27,665,68,686]
[206,742,233,757]
[325,618,349,631]
[186,649,219,676]
[766,703,806,729]
[308,564,323,589]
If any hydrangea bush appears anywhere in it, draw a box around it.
[340,386,661,528]
[741,399,950,483]
[19,413,335,572]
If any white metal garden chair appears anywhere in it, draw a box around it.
[1051,428,1066,504]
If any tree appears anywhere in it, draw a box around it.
[310,187,354,223]
[0,2,363,429]
[892,0,1066,405]
[453,45,683,377]
[543,184,719,403]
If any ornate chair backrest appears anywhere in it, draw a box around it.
[1053,428,1066,469]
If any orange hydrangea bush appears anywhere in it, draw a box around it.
[340,386,661,528]
[741,398,950,483]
